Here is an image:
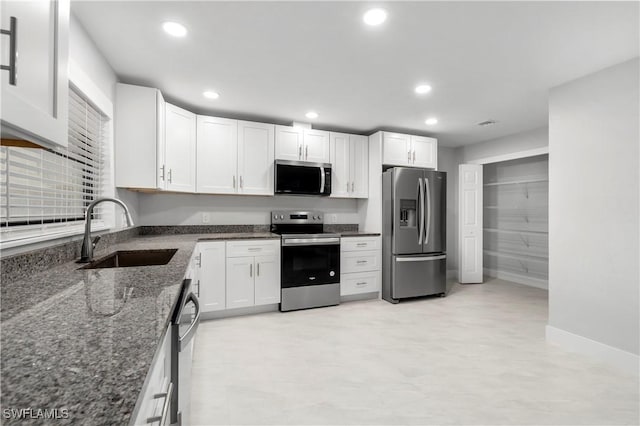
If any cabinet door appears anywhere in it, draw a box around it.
[165,104,196,192]
[350,135,369,198]
[198,242,226,312]
[382,132,411,166]
[0,0,69,148]
[254,255,281,305]
[411,136,437,169]
[115,84,164,189]
[303,129,330,163]
[330,132,351,198]
[226,257,255,309]
[275,125,303,161]
[196,116,237,194]
[238,121,274,195]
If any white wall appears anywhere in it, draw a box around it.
[458,126,548,164]
[437,147,459,273]
[138,193,359,226]
[547,58,639,370]
[70,13,140,225]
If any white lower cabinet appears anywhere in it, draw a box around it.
[340,236,382,297]
[197,241,226,312]
[226,257,255,309]
[195,239,281,313]
[226,240,281,309]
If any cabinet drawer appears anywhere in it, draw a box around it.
[341,271,380,296]
[341,250,381,274]
[341,237,380,252]
[226,240,280,257]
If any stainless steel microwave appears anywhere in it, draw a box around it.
[275,160,331,196]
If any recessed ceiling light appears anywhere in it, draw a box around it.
[203,91,219,100]
[415,84,432,95]
[305,111,319,119]
[162,21,187,37]
[425,117,438,126]
[363,8,387,26]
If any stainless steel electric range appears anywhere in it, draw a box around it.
[271,211,340,311]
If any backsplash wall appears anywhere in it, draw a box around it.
[136,192,360,226]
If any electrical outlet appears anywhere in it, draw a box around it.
[202,212,210,223]
[329,214,338,223]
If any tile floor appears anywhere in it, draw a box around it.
[190,278,639,425]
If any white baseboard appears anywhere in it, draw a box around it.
[201,304,279,320]
[546,325,639,376]
[484,268,548,290]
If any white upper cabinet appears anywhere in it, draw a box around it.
[303,129,330,163]
[237,120,275,195]
[115,83,166,190]
[196,116,238,194]
[165,103,196,192]
[330,132,351,197]
[330,132,368,198]
[410,135,437,169]
[1,0,69,148]
[382,132,437,169]
[382,132,411,166]
[275,125,303,161]
[350,134,369,198]
[197,118,274,196]
[275,126,330,163]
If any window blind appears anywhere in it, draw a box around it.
[0,86,109,242]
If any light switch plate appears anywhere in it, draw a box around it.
[202,212,210,223]
[329,214,338,223]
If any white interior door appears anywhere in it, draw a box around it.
[458,164,483,283]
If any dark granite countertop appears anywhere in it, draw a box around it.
[339,231,381,237]
[0,234,201,425]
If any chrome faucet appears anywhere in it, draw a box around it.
[79,198,134,263]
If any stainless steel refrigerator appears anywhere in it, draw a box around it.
[382,167,447,303]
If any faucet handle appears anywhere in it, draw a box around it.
[92,235,101,249]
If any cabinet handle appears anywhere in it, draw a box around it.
[413,150,416,163]
[257,263,260,277]
[356,260,368,264]
[196,253,202,267]
[356,282,367,286]
[233,175,236,188]
[408,151,411,162]
[147,381,173,425]
[356,243,367,247]
[0,17,17,86]
[346,182,349,192]
[305,145,308,160]
[249,263,253,277]
[240,175,243,189]
[168,169,173,183]
[299,145,302,159]
[160,165,165,181]
[248,247,262,252]
[351,182,355,192]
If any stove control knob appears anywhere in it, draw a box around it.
[280,215,284,220]
[273,214,278,220]
[329,271,335,277]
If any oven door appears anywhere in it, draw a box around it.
[281,237,340,287]
[275,160,331,195]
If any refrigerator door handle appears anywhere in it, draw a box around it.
[396,255,446,262]
[417,177,424,245]
[424,178,431,245]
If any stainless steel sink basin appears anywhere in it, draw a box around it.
[80,249,178,269]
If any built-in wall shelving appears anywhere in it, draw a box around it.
[483,154,549,288]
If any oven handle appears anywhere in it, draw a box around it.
[320,166,325,194]
[282,237,340,246]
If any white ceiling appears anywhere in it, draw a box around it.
[72,1,638,147]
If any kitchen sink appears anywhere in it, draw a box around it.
[80,249,178,269]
